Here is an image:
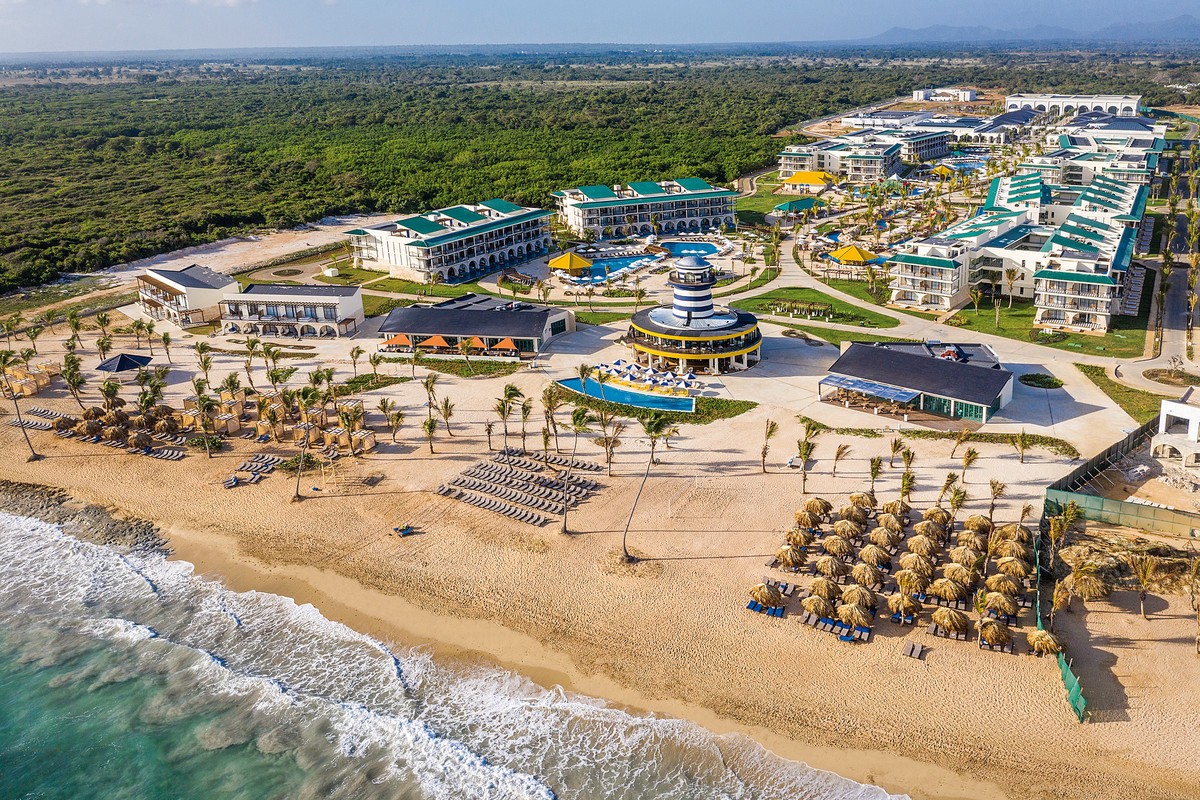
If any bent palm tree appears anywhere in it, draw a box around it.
[620,411,672,562]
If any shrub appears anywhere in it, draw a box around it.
[186,435,224,451]
[1019,373,1064,389]
[1028,329,1067,344]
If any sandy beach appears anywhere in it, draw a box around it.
[2,329,1198,800]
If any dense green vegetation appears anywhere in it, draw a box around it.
[1075,363,1169,423]
[2,49,1188,294]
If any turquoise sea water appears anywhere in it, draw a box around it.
[0,512,907,800]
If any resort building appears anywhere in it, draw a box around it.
[779,170,839,194]
[889,172,1144,330]
[135,264,237,328]
[840,109,933,129]
[822,341,1013,424]
[552,178,737,239]
[1005,94,1142,117]
[345,199,552,284]
[627,255,761,373]
[377,294,575,358]
[968,109,1040,145]
[1019,129,1164,187]
[913,88,977,103]
[843,128,951,163]
[778,137,902,183]
[219,284,365,338]
[1151,393,1200,467]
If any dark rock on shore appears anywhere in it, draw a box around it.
[0,480,169,554]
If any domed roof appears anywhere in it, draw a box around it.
[674,255,711,270]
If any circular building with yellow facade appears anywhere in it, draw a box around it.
[627,255,761,374]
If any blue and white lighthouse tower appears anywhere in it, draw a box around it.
[668,255,716,323]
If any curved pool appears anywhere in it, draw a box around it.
[558,377,696,413]
[660,241,719,258]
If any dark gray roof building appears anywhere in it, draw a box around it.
[378,294,575,355]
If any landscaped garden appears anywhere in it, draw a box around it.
[732,287,898,328]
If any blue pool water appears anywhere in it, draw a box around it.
[559,377,696,412]
[826,231,841,242]
[659,241,719,258]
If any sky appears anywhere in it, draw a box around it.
[0,0,1195,55]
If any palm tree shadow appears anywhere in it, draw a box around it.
[1056,605,1131,722]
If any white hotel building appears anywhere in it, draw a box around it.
[1005,94,1142,117]
[779,137,902,182]
[552,178,737,239]
[888,172,1145,331]
[346,199,552,284]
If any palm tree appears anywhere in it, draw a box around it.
[1012,429,1030,464]
[987,479,1006,521]
[94,312,110,337]
[438,396,455,436]
[63,368,87,409]
[1,316,20,348]
[457,339,474,374]
[888,436,904,468]
[621,411,672,562]
[144,321,155,355]
[949,427,971,459]
[348,345,365,378]
[1127,554,1159,620]
[518,398,533,450]
[832,443,851,477]
[0,350,40,460]
[196,353,214,387]
[409,348,424,379]
[1003,268,1019,308]
[868,456,883,493]
[760,419,778,473]
[194,393,218,459]
[899,470,916,503]
[421,373,439,419]
[947,486,969,524]
[969,288,983,315]
[541,384,563,452]
[421,416,438,454]
[494,398,513,449]
[483,420,494,451]
[130,319,145,349]
[561,408,595,534]
[797,439,816,493]
[901,447,915,470]
[960,447,979,482]
[96,335,113,361]
[159,332,173,363]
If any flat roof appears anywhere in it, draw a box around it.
[239,284,362,297]
[146,264,235,290]
[378,293,565,339]
[828,343,1012,408]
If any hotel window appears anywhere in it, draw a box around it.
[226,303,240,315]
[323,307,337,321]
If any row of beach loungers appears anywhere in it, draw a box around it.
[464,463,594,500]
[497,447,603,473]
[224,454,285,488]
[50,427,185,459]
[8,417,52,430]
[798,612,873,643]
[436,484,550,526]
[27,407,71,420]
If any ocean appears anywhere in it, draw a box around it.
[0,511,906,800]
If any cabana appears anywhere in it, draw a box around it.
[548,251,594,277]
[827,244,878,266]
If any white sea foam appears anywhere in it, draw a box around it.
[0,511,909,800]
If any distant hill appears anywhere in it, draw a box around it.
[864,14,1200,44]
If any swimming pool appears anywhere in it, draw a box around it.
[659,241,719,258]
[559,377,696,413]
[570,253,661,284]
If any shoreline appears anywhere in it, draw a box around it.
[0,478,997,800]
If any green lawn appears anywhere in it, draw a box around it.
[381,355,522,379]
[735,185,786,226]
[952,292,1151,360]
[712,266,781,298]
[771,321,918,347]
[1075,363,1169,423]
[576,311,634,325]
[1144,212,1166,255]
[562,392,758,425]
[312,265,390,286]
[365,277,484,297]
[732,286,899,328]
[363,295,419,317]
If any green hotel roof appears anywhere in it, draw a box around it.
[407,208,552,248]
[628,181,664,196]
[1064,213,1113,232]
[675,177,713,192]
[579,185,619,201]
[1044,232,1100,255]
[1034,269,1115,286]
[1057,222,1108,244]
[396,216,447,236]
[479,198,524,214]
[888,252,960,270]
[440,205,487,225]
[569,188,738,210]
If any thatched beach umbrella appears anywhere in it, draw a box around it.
[977,618,1013,647]
[82,406,106,421]
[929,577,967,601]
[887,592,921,618]
[898,552,934,579]
[841,584,877,609]
[802,595,835,619]
[75,420,102,438]
[102,409,129,426]
[53,416,80,431]
[809,577,842,603]
[154,417,179,435]
[985,573,1022,597]
[931,606,969,634]
[893,568,929,596]
[912,520,945,541]
[985,591,1018,618]
[905,534,938,558]
[794,510,823,530]
[102,425,127,443]
[956,530,986,552]
[128,431,153,449]
[837,603,872,629]
[941,562,973,586]
[867,527,902,549]
[127,413,147,430]
[963,514,993,534]
[815,555,850,579]
[1065,567,1112,601]
[998,523,1033,544]
[993,539,1031,560]
[858,543,891,568]
[839,505,868,525]
[923,507,951,525]
[849,491,876,510]
[786,527,816,548]
[821,535,855,558]
[876,512,903,533]
[832,519,863,539]
[750,583,783,608]
[805,497,833,517]
[1027,629,1063,656]
[881,499,910,519]
[776,544,808,571]
[948,545,983,569]
[851,562,884,589]
[996,556,1033,580]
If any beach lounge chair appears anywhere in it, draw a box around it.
[746,601,762,613]
[838,633,856,643]
[245,473,263,485]
[854,625,872,642]
[768,606,785,618]
[902,642,924,660]
[222,476,239,489]
[394,525,415,537]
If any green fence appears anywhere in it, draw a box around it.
[1057,653,1087,721]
